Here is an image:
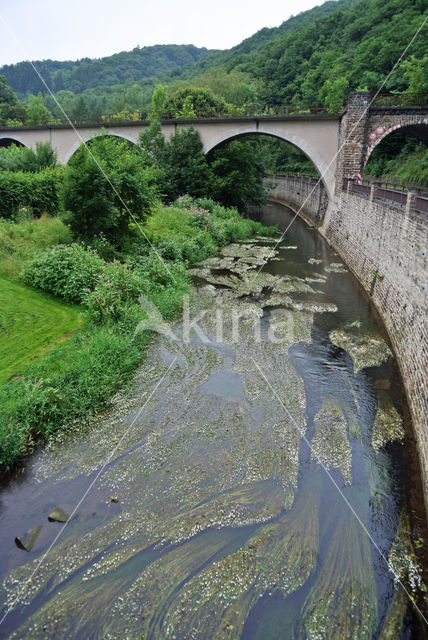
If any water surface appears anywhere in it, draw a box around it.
[0,202,426,639]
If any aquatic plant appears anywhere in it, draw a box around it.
[299,509,377,640]
[330,324,392,373]
[372,392,405,452]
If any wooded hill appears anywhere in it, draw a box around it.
[2,0,427,111]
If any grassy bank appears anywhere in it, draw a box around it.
[0,277,85,385]
[0,199,275,472]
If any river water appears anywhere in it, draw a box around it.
[0,202,426,639]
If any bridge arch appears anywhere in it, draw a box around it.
[64,130,139,163]
[363,118,428,171]
[0,135,27,148]
[203,128,335,199]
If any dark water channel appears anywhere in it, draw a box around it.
[0,202,426,639]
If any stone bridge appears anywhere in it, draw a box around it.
[1,91,426,202]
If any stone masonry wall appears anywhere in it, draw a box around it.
[324,192,428,507]
[264,175,329,225]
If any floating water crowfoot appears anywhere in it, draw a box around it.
[372,391,405,452]
[388,509,426,595]
[299,509,377,640]
[311,403,352,484]
[330,324,392,373]
[150,484,321,639]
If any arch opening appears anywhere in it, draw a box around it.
[364,123,428,189]
[64,131,139,164]
[203,129,334,200]
[0,137,26,148]
[205,131,329,225]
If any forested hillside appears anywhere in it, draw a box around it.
[0,44,215,97]
[1,0,426,116]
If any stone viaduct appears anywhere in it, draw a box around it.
[0,93,427,510]
[0,91,427,199]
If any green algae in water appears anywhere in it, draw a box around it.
[330,324,392,373]
[388,509,426,595]
[372,392,405,452]
[325,262,348,273]
[311,403,353,484]
[299,510,378,640]
[378,585,409,639]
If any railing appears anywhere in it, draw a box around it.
[343,178,428,215]
[0,104,342,130]
[371,93,428,107]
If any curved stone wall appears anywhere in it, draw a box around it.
[323,192,428,512]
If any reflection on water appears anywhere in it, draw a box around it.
[0,202,426,639]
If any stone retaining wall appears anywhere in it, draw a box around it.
[323,192,428,507]
[264,175,329,224]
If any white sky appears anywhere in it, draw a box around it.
[0,0,323,66]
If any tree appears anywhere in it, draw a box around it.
[0,141,57,172]
[150,84,167,119]
[401,55,428,94]
[63,135,158,243]
[0,75,26,125]
[26,93,52,125]
[162,127,211,201]
[72,95,89,122]
[320,77,348,113]
[208,138,267,212]
[162,87,228,118]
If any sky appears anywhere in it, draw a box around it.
[0,0,323,66]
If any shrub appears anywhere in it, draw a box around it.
[21,243,105,302]
[0,168,62,219]
[85,261,146,323]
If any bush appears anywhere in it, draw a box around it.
[21,243,105,303]
[85,260,147,323]
[0,142,57,173]
[0,168,62,219]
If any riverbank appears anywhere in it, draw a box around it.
[0,199,275,473]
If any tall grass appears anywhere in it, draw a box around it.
[0,214,72,278]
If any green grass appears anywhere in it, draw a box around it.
[0,214,72,279]
[0,276,86,384]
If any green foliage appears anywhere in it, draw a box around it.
[0,142,57,172]
[63,134,158,243]
[26,92,53,125]
[150,84,168,119]
[257,137,318,177]
[0,214,72,278]
[160,127,211,201]
[400,54,428,94]
[162,87,228,118]
[365,132,428,187]
[208,138,267,211]
[0,168,61,219]
[0,45,214,97]
[0,75,26,125]
[320,77,349,113]
[21,243,105,303]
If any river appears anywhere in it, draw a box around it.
[0,202,426,639]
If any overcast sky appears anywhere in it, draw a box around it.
[0,0,323,66]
